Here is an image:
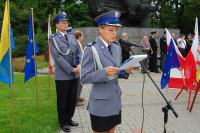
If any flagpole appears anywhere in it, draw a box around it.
[48,14,51,97]
[31,8,39,110]
[8,0,16,132]
[180,70,187,88]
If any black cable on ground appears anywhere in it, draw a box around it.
[141,73,145,133]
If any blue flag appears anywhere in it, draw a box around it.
[24,14,39,82]
[160,39,180,89]
[0,26,15,85]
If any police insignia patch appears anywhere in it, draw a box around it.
[52,33,57,37]
[115,11,119,17]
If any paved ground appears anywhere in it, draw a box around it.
[59,70,200,133]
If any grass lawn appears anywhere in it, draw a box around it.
[0,73,58,133]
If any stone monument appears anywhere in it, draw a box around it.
[87,0,156,27]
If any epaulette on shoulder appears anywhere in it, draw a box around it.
[87,41,96,47]
[52,33,57,37]
[67,27,73,34]
[113,41,120,45]
[67,30,72,34]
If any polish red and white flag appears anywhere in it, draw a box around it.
[184,18,199,89]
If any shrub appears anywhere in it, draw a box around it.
[12,31,48,57]
[13,56,26,72]
[13,55,48,72]
[12,35,27,57]
[35,30,48,55]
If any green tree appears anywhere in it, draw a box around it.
[150,0,200,33]
[62,2,92,27]
[180,0,200,33]
[0,0,92,57]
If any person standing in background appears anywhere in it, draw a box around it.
[177,34,187,57]
[74,30,85,106]
[185,33,193,56]
[149,30,160,73]
[119,32,142,63]
[49,12,81,132]
[118,32,134,63]
[171,32,178,45]
[160,31,167,71]
[140,34,151,73]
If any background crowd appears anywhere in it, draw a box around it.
[116,31,195,74]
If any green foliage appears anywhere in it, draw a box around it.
[159,4,177,28]
[0,73,58,132]
[12,56,25,72]
[12,32,47,57]
[2,0,200,51]
[0,0,92,57]
[12,35,27,57]
[61,2,92,28]
[13,55,48,72]
[149,0,200,33]
[35,30,48,54]
[10,1,29,36]
[180,0,200,33]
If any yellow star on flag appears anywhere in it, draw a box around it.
[26,59,30,63]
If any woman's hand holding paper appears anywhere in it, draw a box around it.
[105,66,119,76]
[125,67,134,74]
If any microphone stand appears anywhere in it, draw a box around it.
[139,58,178,133]
[122,45,178,132]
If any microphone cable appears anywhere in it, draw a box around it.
[141,72,146,133]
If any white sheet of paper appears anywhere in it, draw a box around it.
[119,54,147,70]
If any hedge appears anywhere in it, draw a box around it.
[12,31,48,57]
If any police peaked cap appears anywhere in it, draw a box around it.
[94,10,122,27]
[151,30,157,34]
[53,12,69,24]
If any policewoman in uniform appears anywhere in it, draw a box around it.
[80,10,132,133]
[49,12,81,132]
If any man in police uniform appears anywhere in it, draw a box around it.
[149,30,160,73]
[80,10,132,133]
[49,12,81,132]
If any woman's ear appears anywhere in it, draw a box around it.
[98,27,102,34]
[56,23,59,29]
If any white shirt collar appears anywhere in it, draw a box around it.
[59,31,66,37]
[99,36,109,47]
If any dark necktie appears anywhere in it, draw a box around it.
[64,34,68,42]
[108,45,112,55]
